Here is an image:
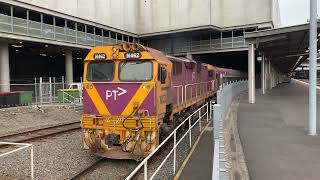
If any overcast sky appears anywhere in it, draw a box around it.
[279,0,320,27]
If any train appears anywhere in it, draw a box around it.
[81,43,243,160]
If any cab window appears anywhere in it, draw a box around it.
[158,65,167,84]
[87,61,114,82]
[119,61,153,81]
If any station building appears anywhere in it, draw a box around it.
[0,0,280,91]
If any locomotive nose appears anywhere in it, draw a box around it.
[83,82,155,116]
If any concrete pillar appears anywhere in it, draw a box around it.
[248,44,255,104]
[65,50,73,85]
[272,67,276,88]
[0,42,10,92]
[271,66,274,88]
[261,55,266,94]
[267,60,271,90]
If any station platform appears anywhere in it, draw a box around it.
[238,80,320,180]
[176,122,213,180]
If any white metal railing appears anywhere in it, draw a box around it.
[0,142,34,179]
[126,102,211,180]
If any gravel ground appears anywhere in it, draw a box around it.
[0,112,209,180]
[0,130,100,180]
[0,105,82,136]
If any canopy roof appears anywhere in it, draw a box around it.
[245,23,320,73]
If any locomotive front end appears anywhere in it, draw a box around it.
[81,44,159,160]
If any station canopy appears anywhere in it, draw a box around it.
[245,23,320,73]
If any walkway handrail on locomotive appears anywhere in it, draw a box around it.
[184,80,214,103]
[173,85,184,105]
[125,102,211,180]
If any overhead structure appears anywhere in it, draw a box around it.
[245,22,320,103]
[245,22,320,135]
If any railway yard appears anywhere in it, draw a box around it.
[0,105,209,179]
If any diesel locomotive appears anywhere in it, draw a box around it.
[81,43,235,160]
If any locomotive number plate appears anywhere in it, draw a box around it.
[124,52,141,59]
[94,53,107,60]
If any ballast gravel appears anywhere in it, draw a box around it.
[80,118,208,180]
[0,108,209,180]
[0,130,100,180]
[0,105,81,137]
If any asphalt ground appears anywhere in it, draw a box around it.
[177,122,213,180]
[238,80,320,180]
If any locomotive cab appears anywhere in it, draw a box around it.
[81,43,172,160]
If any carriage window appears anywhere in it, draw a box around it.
[119,61,153,81]
[87,61,114,82]
[196,63,202,73]
[208,70,214,78]
[173,61,182,75]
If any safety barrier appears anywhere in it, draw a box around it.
[212,80,248,180]
[126,102,211,180]
[0,142,34,179]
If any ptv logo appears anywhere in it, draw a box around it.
[106,87,127,101]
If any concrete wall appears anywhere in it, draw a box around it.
[9,0,280,34]
[219,0,273,28]
[138,0,212,34]
[272,0,281,28]
[139,0,278,34]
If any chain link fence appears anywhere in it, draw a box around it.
[0,76,82,108]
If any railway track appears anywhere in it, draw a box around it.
[0,121,81,143]
[70,157,140,180]
[70,157,105,180]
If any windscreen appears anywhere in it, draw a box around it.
[119,61,153,81]
[86,61,114,82]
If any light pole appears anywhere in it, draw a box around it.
[308,0,317,135]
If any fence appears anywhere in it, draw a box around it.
[212,80,248,180]
[163,36,247,55]
[0,142,33,179]
[0,76,82,107]
[126,102,211,180]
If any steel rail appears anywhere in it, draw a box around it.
[69,157,104,180]
[0,121,81,143]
